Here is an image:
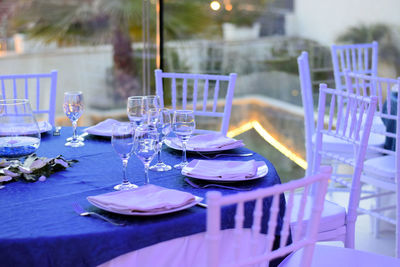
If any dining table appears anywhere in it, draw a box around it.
[0,127,287,267]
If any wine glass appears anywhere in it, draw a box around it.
[127,96,146,127]
[111,123,138,190]
[133,125,159,184]
[0,99,40,161]
[149,108,172,172]
[63,91,84,147]
[172,110,195,169]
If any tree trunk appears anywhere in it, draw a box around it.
[112,27,140,104]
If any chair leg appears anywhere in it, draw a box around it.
[373,187,381,238]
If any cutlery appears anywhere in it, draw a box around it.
[196,152,253,160]
[53,126,61,136]
[185,177,252,191]
[72,202,125,226]
[196,202,208,208]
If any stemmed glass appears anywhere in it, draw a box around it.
[63,91,84,147]
[149,108,172,172]
[111,123,138,190]
[127,96,146,127]
[133,125,159,184]
[172,110,195,169]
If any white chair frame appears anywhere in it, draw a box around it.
[331,41,378,91]
[345,71,400,257]
[206,167,331,267]
[154,69,237,136]
[311,85,378,247]
[0,70,58,126]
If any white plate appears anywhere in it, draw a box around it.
[164,137,245,153]
[182,160,268,182]
[84,119,120,137]
[87,196,203,216]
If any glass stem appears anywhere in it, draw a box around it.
[157,149,162,164]
[182,141,187,164]
[144,163,150,184]
[122,159,129,184]
[72,121,78,141]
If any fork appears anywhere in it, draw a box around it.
[72,202,125,226]
[196,152,253,160]
[184,178,252,191]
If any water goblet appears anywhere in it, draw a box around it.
[63,91,84,147]
[0,99,40,161]
[127,96,146,127]
[149,108,172,172]
[172,110,195,169]
[111,123,138,190]
[133,125,159,184]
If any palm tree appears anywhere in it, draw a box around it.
[336,23,400,76]
[9,0,212,103]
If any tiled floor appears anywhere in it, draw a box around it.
[324,191,396,258]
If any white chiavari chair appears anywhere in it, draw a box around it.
[0,70,58,126]
[345,71,400,257]
[154,69,237,136]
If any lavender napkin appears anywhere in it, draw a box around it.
[186,159,258,179]
[87,184,195,213]
[172,133,243,150]
[84,118,120,136]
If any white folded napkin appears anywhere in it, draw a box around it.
[84,118,120,136]
[87,184,196,213]
[172,133,243,150]
[186,159,258,179]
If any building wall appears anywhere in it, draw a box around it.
[286,0,400,46]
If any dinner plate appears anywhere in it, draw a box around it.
[164,137,245,152]
[182,160,268,182]
[88,195,203,216]
[84,119,120,137]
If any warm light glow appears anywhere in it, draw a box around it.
[210,1,221,11]
[225,4,232,11]
[227,120,307,170]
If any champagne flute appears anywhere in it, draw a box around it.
[172,110,195,169]
[112,123,138,190]
[127,96,146,127]
[133,125,159,184]
[63,91,84,147]
[149,108,172,172]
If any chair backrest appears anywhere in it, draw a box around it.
[206,166,331,267]
[298,51,315,176]
[331,41,378,91]
[154,69,237,135]
[313,85,378,248]
[0,70,58,126]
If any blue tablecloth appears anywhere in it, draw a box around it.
[0,127,285,267]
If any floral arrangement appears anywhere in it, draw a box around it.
[0,154,78,185]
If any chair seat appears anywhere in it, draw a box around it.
[290,195,346,234]
[364,155,395,181]
[279,244,400,267]
[313,132,385,154]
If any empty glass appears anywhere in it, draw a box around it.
[149,108,172,172]
[111,123,138,190]
[63,91,84,147]
[133,125,159,184]
[127,96,146,127]
[0,99,40,160]
[172,110,195,169]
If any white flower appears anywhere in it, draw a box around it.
[0,176,12,182]
[0,160,11,168]
[3,169,19,177]
[38,175,46,182]
[18,166,32,174]
[54,159,68,168]
[30,159,46,170]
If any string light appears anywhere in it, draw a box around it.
[227,120,307,170]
